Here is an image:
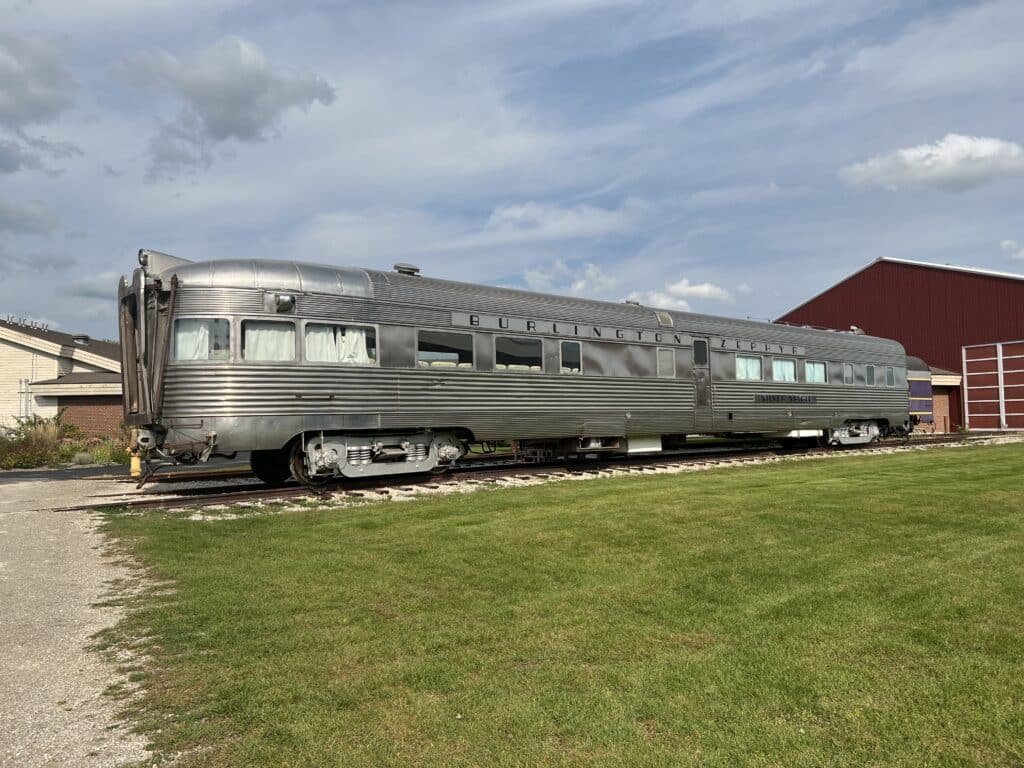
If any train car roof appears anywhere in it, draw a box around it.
[142,251,905,356]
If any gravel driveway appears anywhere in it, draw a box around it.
[0,471,148,768]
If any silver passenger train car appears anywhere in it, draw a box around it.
[119,249,918,484]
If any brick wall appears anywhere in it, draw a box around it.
[931,388,953,433]
[57,395,124,437]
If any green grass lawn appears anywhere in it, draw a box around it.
[102,444,1024,767]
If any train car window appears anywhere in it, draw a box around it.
[495,336,542,371]
[806,360,827,383]
[736,354,762,381]
[657,348,675,378]
[560,341,582,374]
[305,323,376,365]
[886,366,895,387]
[242,320,296,361]
[843,363,854,385]
[417,330,474,368]
[693,339,709,366]
[172,318,230,361]
[866,365,876,386]
[773,358,796,382]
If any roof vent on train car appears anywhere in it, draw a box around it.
[624,299,641,306]
[393,263,421,276]
[849,325,866,335]
[273,294,295,313]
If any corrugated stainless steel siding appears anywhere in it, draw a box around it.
[174,284,905,366]
[298,294,449,327]
[175,289,264,314]
[713,383,907,409]
[163,366,691,416]
[164,258,907,364]
[367,270,906,361]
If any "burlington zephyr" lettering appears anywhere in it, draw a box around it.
[451,312,693,345]
[451,312,808,356]
[712,337,805,356]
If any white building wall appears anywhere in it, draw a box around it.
[0,340,62,428]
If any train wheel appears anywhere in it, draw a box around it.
[249,449,291,485]
[289,442,330,488]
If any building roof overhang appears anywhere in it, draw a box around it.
[0,323,121,374]
[30,371,123,396]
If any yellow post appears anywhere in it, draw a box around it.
[129,429,142,478]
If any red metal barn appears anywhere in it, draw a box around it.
[776,258,1024,431]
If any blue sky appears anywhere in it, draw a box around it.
[2,0,1023,338]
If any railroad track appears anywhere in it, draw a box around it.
[62,432,1013,513]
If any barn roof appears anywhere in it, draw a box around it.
[780,257,1024,320]
[879,257,1024,282]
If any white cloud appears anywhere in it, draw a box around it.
[840,134,1024,192]
[448,199,643,249]
[0,243,74,274]
[0,33,77,173]
[290,207,460,261]
[0,196,59,235]
[737,282,752,293]
[117,36,335,179]
[685,182,780,208]
[626,290,691,312]
[69,271,121,300]
[1000,240,1024,261]
[665,277,732,301]
[570,262,619,295]
[0,138,43,174]
[627,276,732,312]
[523,260,618,297]
[0,33,76,130]
[144,114,214,180]
[843,0,1023,95]
[523,259,572,292]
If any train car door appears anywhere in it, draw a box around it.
[692,337,713,430]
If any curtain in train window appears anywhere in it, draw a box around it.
[886,366,895,387]
[736,354,762,380]
[305,324,376,365]
[843,363,855,385]
[242,320,296,361]
[773,358,796,382]
[173,318,230,361]
[806,361,827,383]
[866,365,876,386]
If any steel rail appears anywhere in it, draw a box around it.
[64,432,988,513]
